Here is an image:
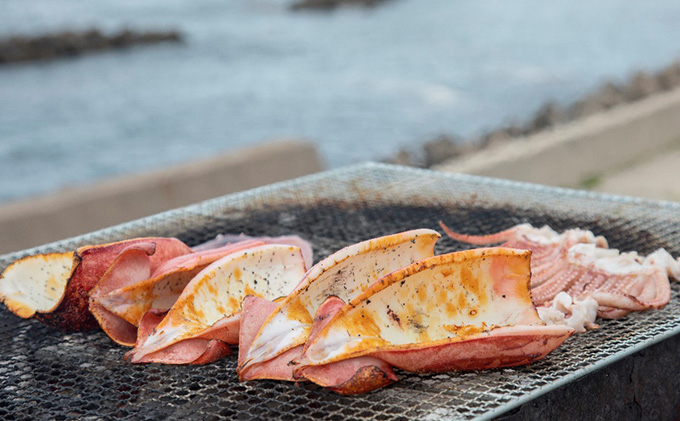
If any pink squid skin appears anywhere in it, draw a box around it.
[295,356,398,395]
[93,240,269,333]
[239,294,398,394]
[37,237,192,331]
[89,243,159,346]
[239,346,304,382]
[530,246,672,318]
[372,326,573,373]
[125,309,231,365]
[151,240,265,278]
[196,314,241,344]
[293,296,398,395]
[237,295,303,381]
[90,241,264,346]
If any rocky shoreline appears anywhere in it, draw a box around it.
[388,59,680,168]
[0,29,182,65]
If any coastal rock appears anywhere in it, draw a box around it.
[423,135,467,167]
[625,71,661,101]
[567,83,625,120]
[388,57,680,169]
[568,98,606,121]
[657,62,680,90]
[0,29,182,65]
[504,124,526,138]
[291,0,394,11]
[529,102,564,133]
[386,149,421,167]
[480,129,513,149]
[594,82,627,109]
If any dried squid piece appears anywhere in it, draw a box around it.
[0,238,192,331]
[297,248,574,378]
[126,244,307,363]
[238,229,440,381]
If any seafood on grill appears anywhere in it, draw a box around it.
[131,308,232,365]
[238,294,399,394]
[441,222,680,325]
[191,233,314,268]
[439,222,607,288]
[293,248,574,394]
[237,229,441,382]
[537,292,599,333]
[532,243,676,319]
[0,238,192,331]
[126,244,307,364]
[291,295,398,394]
[89,236,311,346]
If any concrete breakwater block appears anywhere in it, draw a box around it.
[0,139,323,254]
[0,29,182,64]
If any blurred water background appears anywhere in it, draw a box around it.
[1,0,680,203]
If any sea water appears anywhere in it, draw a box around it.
[1,0,680,202]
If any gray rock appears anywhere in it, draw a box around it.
[0,29,182,65]
[657,61,680,90]
[530,102,564,132]
[594,82,627,109]
[291,0,393,10]
[625,71,661,101]
[387,56,680,169]
[423,135,465,167]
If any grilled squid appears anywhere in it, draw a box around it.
[295,248,574,390]
[441,222,679,322]
[0,238,192,331]
[238,229,441,381]
[89,236,311,346]
[126,244,307,364]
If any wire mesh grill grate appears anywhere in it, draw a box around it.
[1,163,679,420]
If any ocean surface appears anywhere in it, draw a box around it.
[1,0,680,203]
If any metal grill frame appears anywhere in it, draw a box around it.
[1,162,679,420]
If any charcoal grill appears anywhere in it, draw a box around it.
[1,163,679,420]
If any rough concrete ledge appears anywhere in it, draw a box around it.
[0,139,323,254]
[433,86,680,187]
